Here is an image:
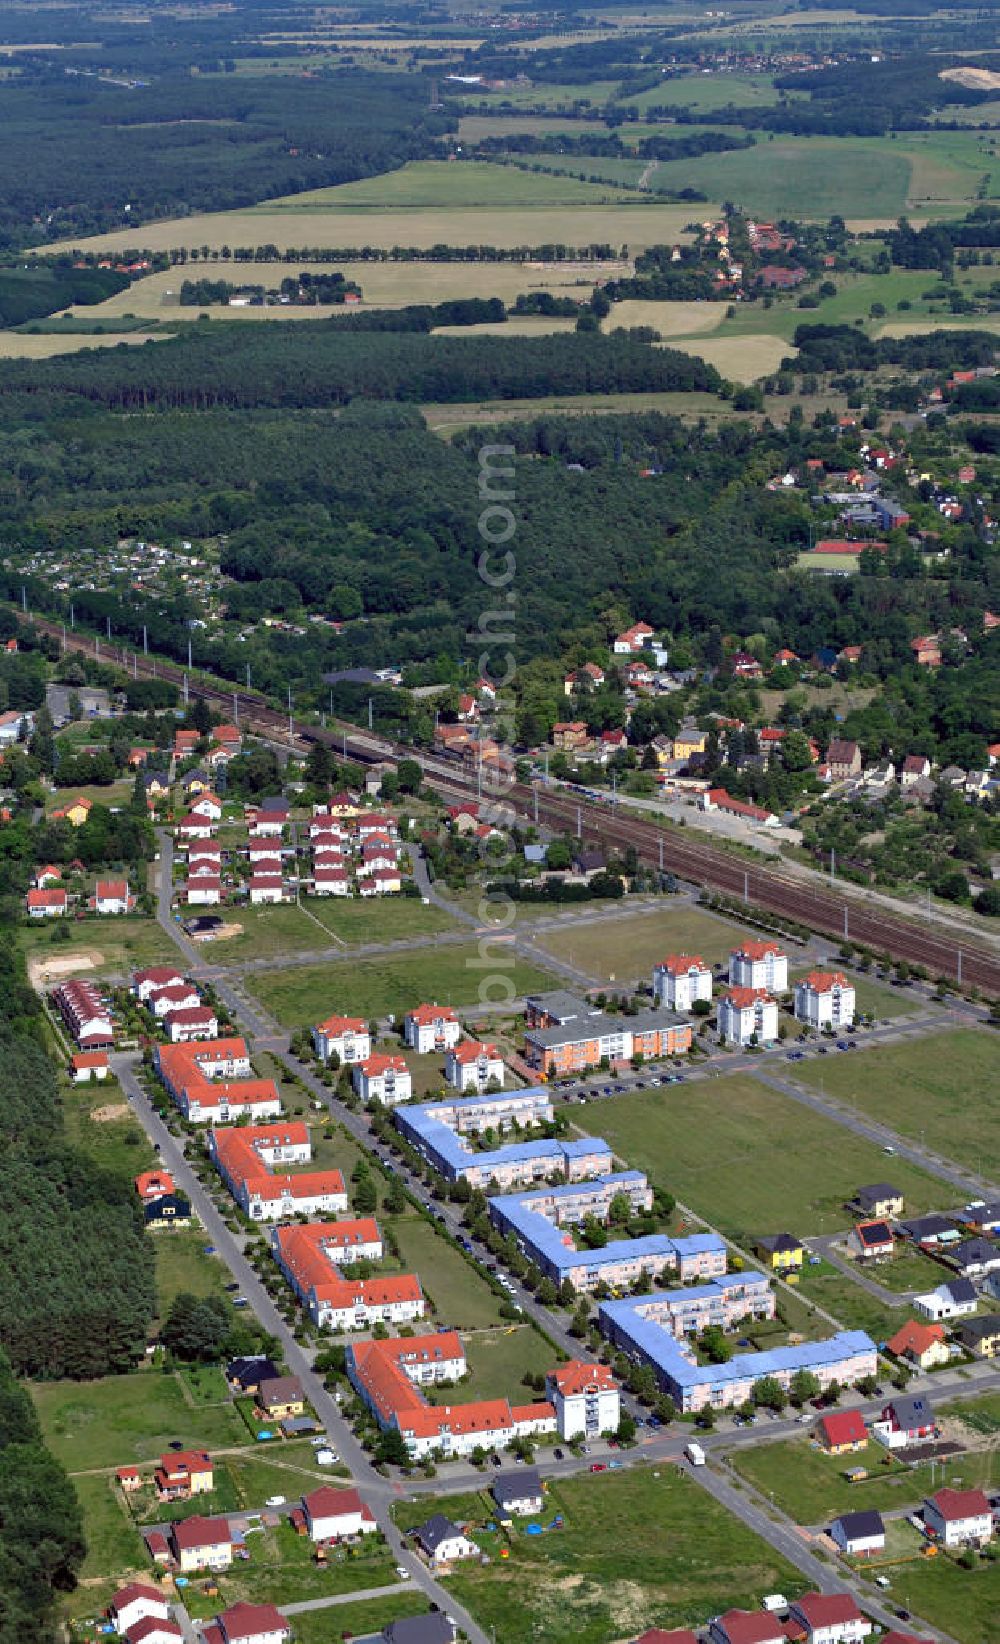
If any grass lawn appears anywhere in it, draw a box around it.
[428,1326,557,1404]
[180,1521,397,1615]
[795,1029,1000,1179]
[791,1262,903,1341]
[387,1214,507,1329]
[886,1553,1000,1644]
[32,1370,246,1471]
[290,1593,430,1644]
[867,1247,950,1294]
[72,1474,147,1583]
[223,1442,353,1508]
[593,1075,944,1241]
[394,1466,804,1644]
[45,780,134,813]
[246,944,560,1027]
[23,917,180,981]
[62,1081,156,1180]
[155,1230,229,1314]
[301,896,459,944]
[536,904,748,984]
[198,905,344,962]
[731,1422,1000,1527]
[787,964,922,1022]
[624,72,789,113]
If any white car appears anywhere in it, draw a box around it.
[265,1495,286,1507]
[395,1566,410,1580]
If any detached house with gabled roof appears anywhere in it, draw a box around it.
[27,886,68,918]
[871,1394,935,1449]
[830,1509,885,1559]
[923,1486,993,1548]
[301,1485,377,1543]
[885,1318,949,1371]
[818,1409,868,1454]
[787,1592,872,1644]
[710,1610,785,1644]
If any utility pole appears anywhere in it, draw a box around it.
[659,837,664,872]
[744,869,749,903]
[20,584,26,612]
[576,806,582,840]
[533,785,539,826]
[830,847,836,880]
[61,623,66,652]
[233,691,238,726]
[367,697,373,732]
[183,673,189,705]
[246,663,251,691]
[70,603,75,629]
[843,905,849,940]
[287,684,293,740]
[957,949,962,986]
[188,636,193,670]
[143,624,148,655]
[106,615,112,640]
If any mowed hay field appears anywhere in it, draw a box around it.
[594,1073,945,1236]
[0,330,164,356]
[40,162,705,257]
[604,299,726,338]
[796,1028,1000,1178]
[665,333,793,382]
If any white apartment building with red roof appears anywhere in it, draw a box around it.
[652,955,713,1011]
[405,1004,462,1055]
[718,987,779,1047]
[352,1053,412,1106]
[312,1015,371,1065]
[794,970,856,1030]
[444,1039,505,1092]
[729,940,788,992]
[208,1123,348,1222]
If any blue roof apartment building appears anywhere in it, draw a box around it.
[488,1171,728,1293]
[394,1089,613,1190]
[600,1292,877,1413]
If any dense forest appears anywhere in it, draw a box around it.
[0,68,449,247]
[0,1349,84,1644]
[0,947,155,1380]
[0,325,721,409]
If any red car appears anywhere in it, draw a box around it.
[590,1462,607,1473]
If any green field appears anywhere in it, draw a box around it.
[72,1474,147,1583]
[290,1593,430,1644]
[787,966,922,1022]
[388,1214,507,1329]
[154,1230,230,1314]
[246,943,560,1026]
[203,896,459,961]
[790,1261,902,1341]
[884,1553,1000,1644]
[795,1029,1000,1179]
[437,1326,558,1403]
[270,159,638,209]
[624,72,791,113]
[593,1074,945,1239]
[394,1466,803,1644]
[536,904,748,984]
[731,1417,1000,1528]
[32,1370,246,1470]
[62,1081,156,1181]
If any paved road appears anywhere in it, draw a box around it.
[282,1583,407,1616]
[805,1234,919,1308]
[112,1051,491,1644]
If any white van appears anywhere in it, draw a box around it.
[685,1441,706,1466]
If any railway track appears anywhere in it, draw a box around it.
[25,610,1000,995]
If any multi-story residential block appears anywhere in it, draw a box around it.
[600,1293,876,1414]
[154,1037,280,1125]
[352,1053,412,1106]
[404,1004,462,1055]
[489,1172,726,1293]
[311,1015,371,1065]
[444,1040,505,1091]
[794,971,856,1030]
[395,1089,614,1189]
[345,1332,557,1460]
[718,988,779,1046]
[652,955,713,1011]
[729,941,788,992]
[273,1218,424,1330]
[545,1362,620,1441]
[52,979,115,1049]
[524,1007,691,1075]
[208,1123,348,1222]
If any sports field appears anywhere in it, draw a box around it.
[795,1028,1000,1178]
[536,904,749,983]
[394,1467,803,1644]
[593,1074,945,1238]
[246,942,560,1026]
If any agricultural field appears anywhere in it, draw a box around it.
[535,903,749,983]
[666,332,793,383]
[245,943,560,1026]
[795,1029,1000,1179]
[270,161,637,210]
[422,387,730,433]
[605,299,726,338]
[622,71,793,113]
[0,330,164,355]
[64,257,623,325]
[593,1074,945,1239]
[31,1369,247,1471]
[393,1466,804,1644]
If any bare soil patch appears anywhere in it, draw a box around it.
[91,1104,130,1123]
[940,66,1000,91]
[28,949,103,988]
